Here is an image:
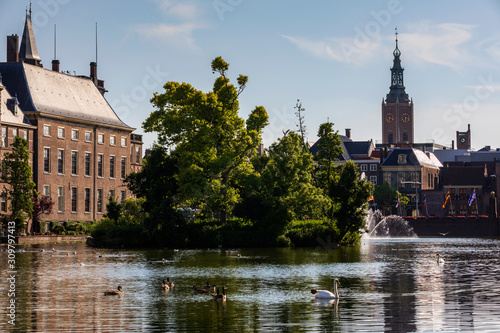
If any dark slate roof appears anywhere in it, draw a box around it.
[442,165,486,186]
[344,141,372,156]
[381,148,442,168]
[0,62,133,130]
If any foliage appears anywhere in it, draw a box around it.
[104,195,122,222]
[1,137,36,232]
[143,57,269,223]
[329,161,374,242]
[314,122,343,219]
[285,219,340,247]
[91,217,147,247]
[396,191,410,215]
[373,182,397,206]
[32,193,54,232]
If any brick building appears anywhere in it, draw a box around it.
[0,10,142,227]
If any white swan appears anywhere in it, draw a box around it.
[437,254,445,264]
[311,279,340,299]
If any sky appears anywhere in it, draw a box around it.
[1,0,500,151]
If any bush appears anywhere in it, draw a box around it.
[275,235,291,247]
[285,219,340,247]
[91,217,148,247]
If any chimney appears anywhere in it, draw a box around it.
[452,140,455,150]
[345,128,351,139]
[90,61,97,80]
[7,35,19,62]
[51,59,60,72]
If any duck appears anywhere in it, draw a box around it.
[311,279,340,299]
[212,287,227,302]
[104,286,124,295]
[161,280,170,291]
[192,286,209,294]
[163,278,174,288]
[437,254,445,264]
[204,282,216,293]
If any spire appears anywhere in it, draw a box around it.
[19,3,42,66]
[386,27,408,102]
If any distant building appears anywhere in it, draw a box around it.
[381,30,414,145]
[0,9,143,229]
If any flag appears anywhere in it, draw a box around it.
[422,192,426,208]
[442,189,450,209]
[396,193,400,208]
[368,195,374,201]
[468,189,476,207]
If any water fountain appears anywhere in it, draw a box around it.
[364,209,417,238]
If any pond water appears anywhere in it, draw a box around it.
[1,237,500,332]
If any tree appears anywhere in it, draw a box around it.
[330,161,373,242]
[32,193,54,233]
[294,99,308,150]
[1,136,36,233]
[124,145,183,236]
[259,131,327,236]
[314,122,343,219]
[143,57,269,223]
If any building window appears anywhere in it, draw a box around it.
[383,172,391,185]
[110,135,116,146]
[57,149,64,174]
[360,164,368,172]
[58,127,64,138]
[57,186,64,212]
[388,133,393,144]
[403,133,408,142]
[85,131,92,142]
[136,147,141,164]
[43,125,50,136]
[121,190,126,203]
[370,176,377,185]
[12,128,18,137]
[411,172,419,188]
[121,136,127,147]
[109,189,115,199]
[1,127,7,147]
[398,172,405,187]
[71,151,78,175]
[109,156,115,178]
[1,193,7,212]
[84,188,90,213]
[121,157,126,179]
[97,189,103,213]
[71,129,79,140]
[43,185,50,197]
[23,130,28,140]
[397,154,407,164]
[98,133,104,144]
[370,164,377,171]
[71,187,77,212]
[97,154,103,177]
[44,148,50,173]
[85,152,91,176]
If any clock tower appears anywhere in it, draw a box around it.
[382,28,414,144]
[456,124,471,149]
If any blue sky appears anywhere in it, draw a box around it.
[2,0,500,151]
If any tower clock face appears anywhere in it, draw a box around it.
[386,113,394,123]
[459,136,466,144]
[401,113,410,123]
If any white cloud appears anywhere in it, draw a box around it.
[134,22,203,49]
[401,22,476,71]
[154,0,200,20]
[282,34,382,66]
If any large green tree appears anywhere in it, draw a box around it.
[1,136,36,233]
[143,57,268,223]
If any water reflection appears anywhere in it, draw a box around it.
[1,238,500,332]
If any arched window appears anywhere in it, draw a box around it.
[388,134,393,144]
[403,133,408,142]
